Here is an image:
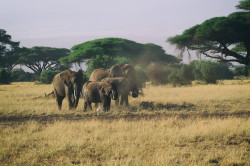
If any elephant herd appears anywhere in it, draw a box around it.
[52,64,139,112]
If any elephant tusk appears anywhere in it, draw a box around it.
[74,89,77,100]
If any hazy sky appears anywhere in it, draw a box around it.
[1,0,239,56]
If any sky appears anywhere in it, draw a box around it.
[1,0,239,57]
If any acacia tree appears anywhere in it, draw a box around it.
[19,46,70,76]
[167,0,250,74]
[60,38,180,73]
[0,29,22,71]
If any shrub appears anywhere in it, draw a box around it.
[135,65,149,88]
[190,61,233,83]
[146,64,172,85]
[233,65,250,77]
[40,70,60,84]
[0,68,11,84]
[11,69,36,82]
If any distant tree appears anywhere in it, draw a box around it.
[11,69,36,82]
[0,68,11,84]
[60,38,180,71]
[19,46,70,76]
[236,0,250,10]
[167,1,250,75]
[39,70,61,84]
[85,55,129,76]
[233,65,250,76]
[0,29,22,71]
[190,61,233,83]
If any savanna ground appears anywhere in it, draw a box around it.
[0,80,250,166]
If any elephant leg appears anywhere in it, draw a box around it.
[54,91,64,110]
[94,103,98,109]
[120,94,129,106]
[67,93,74,110]
[84,101,88,112]
[103,97,111,112]
[115,95,119,105]
[88,102,93,111]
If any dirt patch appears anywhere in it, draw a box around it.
[0,111,250,126]
[139,101,195,111]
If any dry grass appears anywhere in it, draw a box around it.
[0,81,250,165]
[0,81,250,115]
[1,118,250,166]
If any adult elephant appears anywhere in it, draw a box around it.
[82,80,118,112]
[102,77,130,106]
[53,70,84,110]
[89,64,139,106]
[119,64,139,98]
[89,64,124,81]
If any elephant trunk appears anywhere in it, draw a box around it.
[111,89,118,100]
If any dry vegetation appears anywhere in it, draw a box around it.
[0,81,250,165]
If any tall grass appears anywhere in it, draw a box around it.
[0,82,250,115]
[0,81,250,165]
[1,118,249,165]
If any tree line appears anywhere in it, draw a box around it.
[0,0,249,85]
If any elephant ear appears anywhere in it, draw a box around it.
[60,71,72,87]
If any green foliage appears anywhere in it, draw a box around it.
[0,29,21,71]
[60,38,180,72]
[167,10,250,67]
[11,69,36,82]
[39,70,60,84]
[167,65,194,86]
[146,61,233,85]
[233,65,250,76]
[236,0,250,11]
[0,68,11,84]
[190,61,233,83]
[19,46,70,76]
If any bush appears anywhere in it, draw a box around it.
[233,65,250,76]
[40,70,61,84]
[146,64,172,85]
[0,68,11,84]
[135,65,149,88]
[11,69,36,82]
[190,61,233,83]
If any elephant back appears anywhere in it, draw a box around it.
[89,68,109,81]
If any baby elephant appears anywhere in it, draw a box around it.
[82,80,118,112]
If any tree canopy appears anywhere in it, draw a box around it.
[168,12,250,66]
[0,29,22,71]
[60,38,180,68]
[167,1,250,68]
[236,0,250,10]
[19,46,70,76]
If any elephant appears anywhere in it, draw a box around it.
[89,64,139,106]
[102,77,130,106]
[52,70,84,110]
[89,64,124,81]
[82,80,118,112]
[119,64,139,98]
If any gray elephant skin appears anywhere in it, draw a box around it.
[82,80,118,112]
[119,64,138,98]
[53,70,84,110]
[89,64,124,81]
[102,77,130,106]
[89,64,139,106]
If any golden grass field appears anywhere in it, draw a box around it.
[0,81,250,165]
